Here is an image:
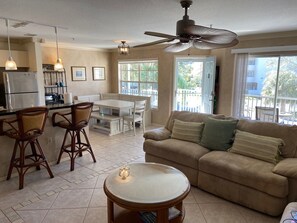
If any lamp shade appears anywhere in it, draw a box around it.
[54,58,63,71]
[118,41,130,55]
[5,56,17,70]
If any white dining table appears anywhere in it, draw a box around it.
[92,99,135,136]
[94,99,134,116]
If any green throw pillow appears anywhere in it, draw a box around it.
[200,117,238,151]
[171,119,204,144]
[229,130,284,164]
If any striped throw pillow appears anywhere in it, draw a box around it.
[171,119,204,144]
[229,130,284,164]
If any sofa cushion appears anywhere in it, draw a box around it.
[143,138,209,169]
[165,111,224,132]
[199,151,288,198]
[229,130,283,164]
[171,119,204,144]
[200,118,238,151]
[237,119,297,158]
[273,158,297,178]
[143,127,171,141]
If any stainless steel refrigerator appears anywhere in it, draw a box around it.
[1,72,40,109]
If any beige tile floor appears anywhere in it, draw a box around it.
[0,126,280,223]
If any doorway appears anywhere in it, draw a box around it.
[173,56,216,114]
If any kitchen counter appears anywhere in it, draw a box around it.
[0,103,74,116]
[0,103,90,182]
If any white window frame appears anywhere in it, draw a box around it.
[118,60,158,109]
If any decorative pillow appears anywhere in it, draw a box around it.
[200,117,238,151]
[171,119,204,144]
[229,130,284,164]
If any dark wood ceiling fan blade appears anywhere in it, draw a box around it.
[186,25,238,38]
[193,38,239,49]
[164,42,191,53]
[133,38,174,48]
[144,31,177,39]
[192,41,221,50]
[201,35,238,44]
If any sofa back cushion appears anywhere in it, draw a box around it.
[165,111,224,132]
[171,119,204,143]
[237,119,297,158]
[200,117,238,151]
[229,130,284,164]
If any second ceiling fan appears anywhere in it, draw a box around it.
[134,0,239,52]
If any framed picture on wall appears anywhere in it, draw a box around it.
[92,67,105,80]
[71,66,86,81]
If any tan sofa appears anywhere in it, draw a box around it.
[143,111,297,216]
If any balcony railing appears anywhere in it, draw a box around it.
[123,89,297,125]
[175,91,297,125]
[243,94,297,125]
[175,89,202,112]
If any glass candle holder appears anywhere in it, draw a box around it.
[119,166,130,180]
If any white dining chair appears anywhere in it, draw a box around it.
[122,100,146,135]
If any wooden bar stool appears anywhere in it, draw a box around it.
[52,102,96,171]
[0,107,54,189]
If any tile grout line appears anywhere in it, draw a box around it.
[2,154,144,223]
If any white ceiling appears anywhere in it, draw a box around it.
[0,0,296,50]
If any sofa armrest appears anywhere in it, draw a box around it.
[273,158,297,178]
[143,127,171,141]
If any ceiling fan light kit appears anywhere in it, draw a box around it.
[135,0,239,53]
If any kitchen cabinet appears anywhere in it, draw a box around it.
[43,69,67,104]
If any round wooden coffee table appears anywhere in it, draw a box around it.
[104,162,190,223]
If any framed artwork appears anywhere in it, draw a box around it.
[71,66,86,81]
[92,67,105,80]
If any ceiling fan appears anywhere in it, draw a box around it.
[134,0,239,52]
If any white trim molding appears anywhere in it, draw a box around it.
[231,45,297,54]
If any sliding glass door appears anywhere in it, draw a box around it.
[242,55,297,124]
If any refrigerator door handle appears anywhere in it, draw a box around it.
[4,73,12,109]
[4,73,11,94]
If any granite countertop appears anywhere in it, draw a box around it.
[0,103,74,117]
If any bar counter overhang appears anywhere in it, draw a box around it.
[0,103,88,181]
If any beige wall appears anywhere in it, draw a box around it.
[211,48,235,116]
[0,38,35,68]
[41,46,111,97]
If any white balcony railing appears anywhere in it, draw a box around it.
[243,94,297,124]
[175,89,202,113]
[123,89,297,125]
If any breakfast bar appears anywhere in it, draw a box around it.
[0,103,78,181]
